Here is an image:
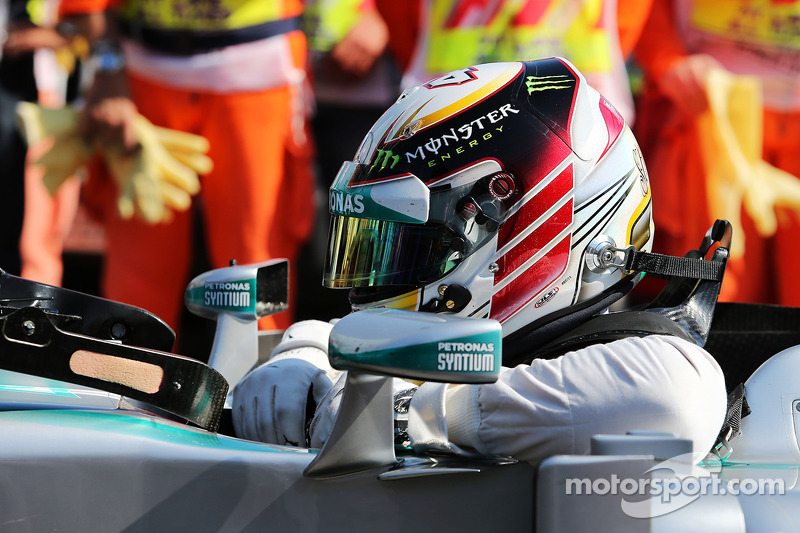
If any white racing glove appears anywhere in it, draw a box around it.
[232,320,339,446]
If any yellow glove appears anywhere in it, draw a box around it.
[15,102,91,194]
[16,102,211,224]
[745,161,800,236]
[36,133,92,194]
[16,101,82,145]
[151,124,213,175]
[103,114,209,224]
[697,68,800,257]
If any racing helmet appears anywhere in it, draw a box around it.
[323,58,653,343]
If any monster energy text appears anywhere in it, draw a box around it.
[404,104,520,166]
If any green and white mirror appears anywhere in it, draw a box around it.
[328,309,502,384]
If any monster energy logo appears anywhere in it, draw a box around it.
[403,104,519,167]
[525,75,573,94]
[369,149,400,173]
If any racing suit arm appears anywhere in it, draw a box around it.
[408,335,727,463]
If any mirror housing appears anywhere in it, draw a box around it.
[305,309,502,478]
[185,259,288,390]
[185,259,288,320]
[329,309,501,384]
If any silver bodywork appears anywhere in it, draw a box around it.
[0,261,798,532]
[0,370,534,532]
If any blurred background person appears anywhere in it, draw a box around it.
[0,0,31,278]
[58,0,316,355]
[1,0,80,278]
[295,0,400,321]
[634,0,800,305]
[18,0,85,287]
[494,0,652,124]
[376,0,652,124]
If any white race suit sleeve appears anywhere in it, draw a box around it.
[408,335,727,463]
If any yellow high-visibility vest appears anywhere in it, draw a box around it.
[496,0,615,75]
[689,0,800,51]
[303,0,364,53]
[117,0,295,32]
[421,0,525,75]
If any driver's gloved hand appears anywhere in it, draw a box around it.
[232,320,339,446]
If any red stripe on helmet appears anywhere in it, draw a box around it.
[490,236,571,323]
[497,164,573,249]
[494,199,573,284]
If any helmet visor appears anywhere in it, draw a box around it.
[323,215,464,288]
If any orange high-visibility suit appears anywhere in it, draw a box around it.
[59,0,315,339]
[634,0,800,305]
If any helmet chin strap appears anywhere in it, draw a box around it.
[420,284,472,313]
[591,245,726,283]
[503,219,733,366]
[415,246,725,318]
[588,219,730,283]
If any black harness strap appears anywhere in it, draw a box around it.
[529,310,697,361]
[0,306,228,432]
[625,251,725,281]
[616,219,731,283]
[714,383,751,459]
[507,220,733,365]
